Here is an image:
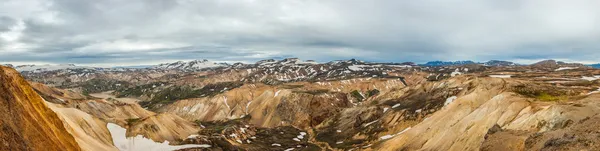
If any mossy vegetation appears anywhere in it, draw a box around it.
[367,89,380,97]
[294,89,329,95]
[60,78,130,94]
[512,84,570,102]
[280,84,304,89]
[195,115,252,134]
[114,82,168,98]
[350,90,365,102]
[125,118,142,127]
[140,81,243,108]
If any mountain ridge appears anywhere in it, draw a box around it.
[0,65,80,151]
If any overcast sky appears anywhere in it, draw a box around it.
[1,0,600,67]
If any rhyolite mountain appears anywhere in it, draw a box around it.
[0,66,80,151]
[3,58,600,150]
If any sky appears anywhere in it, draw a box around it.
[1,0,600,67]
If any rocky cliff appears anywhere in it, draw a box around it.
[0,65,81,151]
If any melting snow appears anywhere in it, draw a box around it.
[450,71,462,77]
[380,135,394,140]
[588,88,600,95]
[187,134,199,139]
[107,123,210,151]
[383,107,389,112]
[582,76,600,81]
[380,127,412,140]
[391,103,401,108]
[297,132,307,139]
[274,90,282,97]
[363,120,379,127]
[245,101,252,114]
[272,143,281,146]
[284,148,295,151]
[555,67,578,71]
[223,96,230,110]
[444,96,458,106]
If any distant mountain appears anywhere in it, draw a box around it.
[484,60,516,66]
[151,59,227,71]
[588,64,600,69]
[2,64,13,68]
[529,60,587,71]
[256,58,318,66]
[112,65,153,69]
[421,61,477,66]
[14,64,97,72]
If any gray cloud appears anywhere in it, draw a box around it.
[1,0,600,66]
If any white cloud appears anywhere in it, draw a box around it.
[1,0,600,65]
[75,40,189,52]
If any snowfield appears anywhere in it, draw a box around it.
[107,123,210,151]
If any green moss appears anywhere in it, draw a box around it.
[125,118,141,127]
[366,89,380,97]
[350,90,365,102]
[294,89,329,95]
[536,93,566,102]
[513,85,568,102]
[280,84,304,89]
[140,82,243,109]
[114,82,167,98]
[78,79,130,94]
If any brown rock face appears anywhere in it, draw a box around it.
[0,66,80,151]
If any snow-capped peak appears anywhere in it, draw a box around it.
[14,64,95,72]
[152,59,226,71]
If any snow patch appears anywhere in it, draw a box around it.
[363,120,379,127]
[588,88,600,95]
[380,127,412,140]
[274,90,282,97]
[107,123,210,151]
[555,67,578,71]
[444,96,457,106]
[582,76,600,81]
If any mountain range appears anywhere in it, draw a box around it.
[2,58,600,150]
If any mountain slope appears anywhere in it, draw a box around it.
[47,103,118,151]
[0,65,80,151]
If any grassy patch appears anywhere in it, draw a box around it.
[367,89,380,97]
[77,79,130,94]
[140,81,243,109]
[114,82,168,98]
[280,84,304,89]
[512,84,569,102]
[350,90,365,102]
[125,118,142,127]
[294,89,330,95]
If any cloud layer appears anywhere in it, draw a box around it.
[1,0,600,66]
